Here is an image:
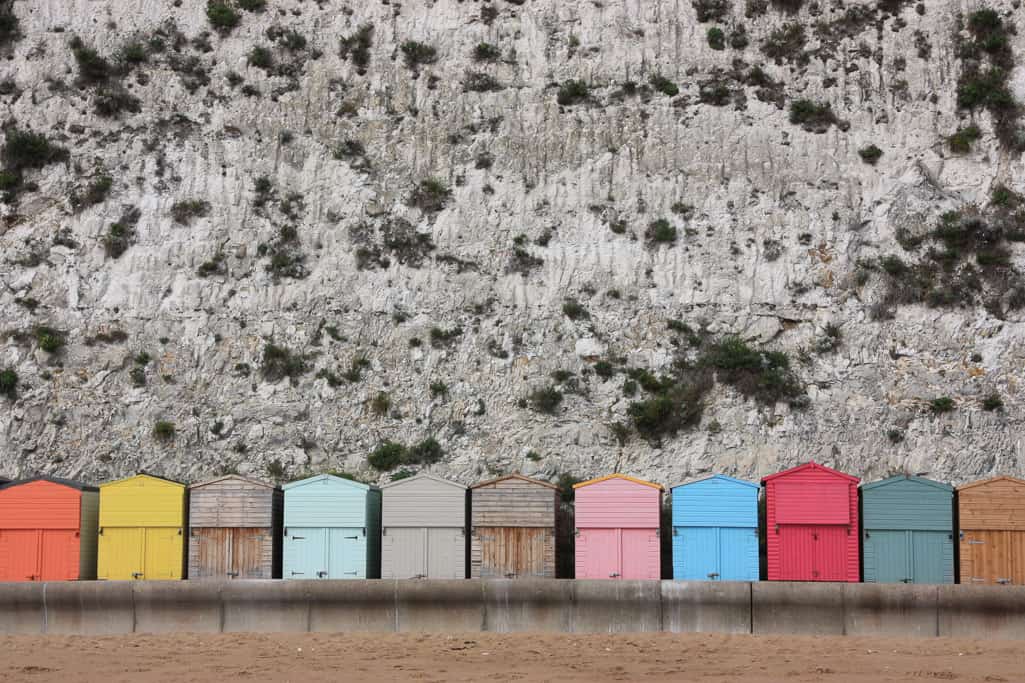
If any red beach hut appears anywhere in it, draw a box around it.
[573,474,663,580]
[762,462,859,582]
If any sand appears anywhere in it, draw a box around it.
[0,632,1019,682]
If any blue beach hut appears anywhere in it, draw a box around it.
[282,474,381,579]
[671,474,760,581]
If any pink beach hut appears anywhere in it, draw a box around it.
[573,474,663,580]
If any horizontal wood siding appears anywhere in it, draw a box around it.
[672,476,758,528]
[959,480,1025,531]
[471,484,557,528]
[862,478,953,531]
[284,477,370,528]
[99,476,185,528]
[190,481,276,528]
[0,480,81,529]
[382,477,466,528]
[575,478,661,529]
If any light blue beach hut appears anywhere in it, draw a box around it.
[671,474,760,581]
[282,474,381,579]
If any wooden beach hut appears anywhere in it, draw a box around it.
[470,474,559,579]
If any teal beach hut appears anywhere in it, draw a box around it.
[861,474,954,584]
[282,474,381,579]
[671,474,760,581]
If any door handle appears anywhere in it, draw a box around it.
[226,571,239,578]
[609,572,621,578]
[291,571,304,576]
[292,536,305,540]
[997,578,1012,585]
[344,536,358,540]
[132,572,143,579]
[316,571,328,578]
[504,572,516,578]
[707,572,719,579]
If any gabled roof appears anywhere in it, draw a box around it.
[573,473,663,491]
[761,461,859,484]
[380,473,467,490]
[471,473,560,490]
[282,473,379,491]
[188,474,279,490]
[0,476,99,493]
[670,473,759,491]
[957,475,1025,491]
[861,474,953,492]
[100,472,186,488]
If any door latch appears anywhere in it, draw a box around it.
[227,571,239,578]
[132,572,143,579]
[317,571,328,578]
[707,572,720,580]
[609,572,621,578]
[997,578,1012,585]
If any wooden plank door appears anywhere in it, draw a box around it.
[384,527,427,579]
[577,528,619,579]
[621,528,660,580]
[961,530,1023,585]
[0,530,40,581]
[812,526,848,581]
[910,530,950,584]
[193,528,231,579]
[427,528,462,579]
[284,527,325,579]
[328,528,365,579]
[231,528,268,579]
[98,527,144,579]
[478,527,548,578]
[39,530,79,581]
[144,527,183,579]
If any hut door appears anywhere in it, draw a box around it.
[0,530,40,581]
[144,527,182,579]
[479,527,547,578]
[962,530,1023,585]
[194,528,231,579]
[427,528,462,579]
[621,528,659,580]
[39,530,78,581]
[231,528,266,578]
[676,527,716,580]
[811,526,847,581]
[868,530,910,583]
[99,527,145,579]
[386,527,428,578]
[719,527,757,581]
[328,528,365,579]
[910,530,949,585]
[578,528,619,578]
[285,527,325,578]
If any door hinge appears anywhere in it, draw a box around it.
[362,527,366,537]
[178,528,182,535]
[865,532,870,539]
[654,528,660,537]
[344,536,358,540]
[98,527,104,536]
[672,528,678,537]
[573,529,580,537]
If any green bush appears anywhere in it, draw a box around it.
[649,73,679,96]
[35,326,66,353]
[248,45,273,70]
[370,392,391,416]
[400,40,437,68]
[473,42,501,62]
[0,7,21,46]
[407,437,444,465]
[557,79,589,106]
[562,298,589,320]
[170,199,211,225]
[627,377,709,442]
[947,125,982,154]
[0,367,17,399]
[463,70,502,93]
[2,127,69,172]
[429,326,462,348]
[930,396,955,413]
[153,420,176,442]
[691,0,728,22]
[707,27,725,50]
[982,393,1003,411]
[789,99,837,131]
[527,386,563,414]
[207,2,240,32]
[368,440,407,470]
[70,36,111,84]
[593,360,614,379]
[859,144,883,165]
[410,177,451,212]
[645,218,677,245]
[699,336,804,405]
[429,380,448,397]
[341,355,371,382]
[339,24,374,73]
[260,343,307,383]
[237,0,266,10]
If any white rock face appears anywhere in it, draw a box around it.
[0,0,1022,488]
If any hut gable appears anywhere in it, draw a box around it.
[189,475,279,528]
[574,475,662,528]
[471,474,559,528]
[958,476,1025,530]
[283,474,377,528]
[671,475,759,528]
[381,474,466,528]
[99,473,185,528]
[0,478,95,529]
[861,475,953,531]
[763,462,857,525]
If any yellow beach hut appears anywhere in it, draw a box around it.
[97,473,186,580]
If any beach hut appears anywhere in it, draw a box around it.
[0,477,99,581]
[671,475,760,581]
[958,476,1025,585]
[470,474,559,578]
[762,461,859,582]
[573,474,662,580]
[188,475,282,580]
[282,474,381,579]
[97,473,187,580]
[861,475,954,584]
[380,474,467,579]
